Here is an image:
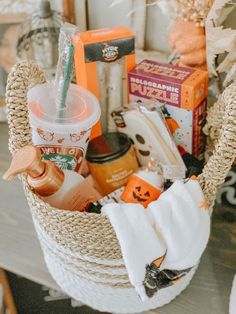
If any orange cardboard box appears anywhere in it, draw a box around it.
[73,26,136,139]
[128,60,208,110]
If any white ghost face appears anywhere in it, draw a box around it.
[135,133,152,157]
[116,109,178,167]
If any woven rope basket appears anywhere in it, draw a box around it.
[5,61,236,313]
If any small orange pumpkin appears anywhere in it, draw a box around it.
[168,21,207,70]
[121,174,162,208]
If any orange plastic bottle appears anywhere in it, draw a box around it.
[3,145,101,211]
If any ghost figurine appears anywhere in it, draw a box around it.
[114,109,185,169]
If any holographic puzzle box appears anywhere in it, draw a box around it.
[128,60,208,159]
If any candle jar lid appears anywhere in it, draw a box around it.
[86,132,132,163]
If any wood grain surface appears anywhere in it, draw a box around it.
[0,122,235,314]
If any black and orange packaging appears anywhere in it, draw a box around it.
[73,26,136,138]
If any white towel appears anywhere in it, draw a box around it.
[102,178,210,301]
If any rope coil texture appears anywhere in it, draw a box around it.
[5,61,236,313]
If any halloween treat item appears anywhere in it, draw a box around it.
[112,103,186,169]
[3,145,101,211]
[121,169,164,208]
[27,82,101,172]
[168,21,206,69]
[128,60,207,159]
[128,60,208,110]
[73,26,136,137]
[107,60,123,132]
[86,132,139,195]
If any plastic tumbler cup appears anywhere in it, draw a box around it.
[27,82,101,172]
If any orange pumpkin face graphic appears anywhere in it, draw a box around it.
[132,185,151,203]
[121,175,162,208]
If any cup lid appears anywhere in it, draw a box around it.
[27,82,101,133]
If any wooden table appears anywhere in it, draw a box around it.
[0,122,235,314]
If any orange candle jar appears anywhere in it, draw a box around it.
[86,133,139,195]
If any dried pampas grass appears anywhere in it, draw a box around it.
[175,0,214,26]
[206,0,236,85]
[110,0,214,26]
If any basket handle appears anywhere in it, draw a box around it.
[198,83,236,205]
[6,62,236,206]
[6,61,46,154]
